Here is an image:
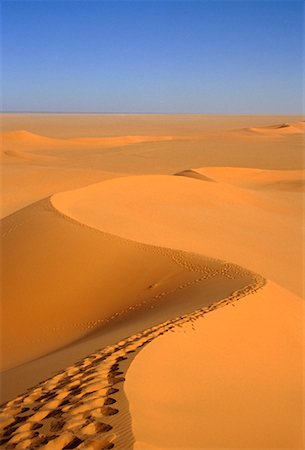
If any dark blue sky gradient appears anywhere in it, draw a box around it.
[1,0,304,113]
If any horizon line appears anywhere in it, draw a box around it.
[1,111,304,116]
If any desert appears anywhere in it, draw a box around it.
[0,113,304,449]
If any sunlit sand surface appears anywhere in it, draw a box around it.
[0,114,304,449]
[126,282,303,450]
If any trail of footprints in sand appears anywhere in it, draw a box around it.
[0,273,265,450]
[26,261,248,342]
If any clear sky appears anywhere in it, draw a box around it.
[1,0,304,114]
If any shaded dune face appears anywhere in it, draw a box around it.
[0,115,304,449]
[0,268,263,450]
[52,172,304,296]
[174,169,215,182]
[2,196,256,372]
[180,166,305,192]
[1,198,194,370]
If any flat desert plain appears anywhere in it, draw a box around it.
[0,114,304,449]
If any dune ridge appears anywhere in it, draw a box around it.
[1,114,304,449]
[1,115,304,219]
[2,192,257,373]
[180,166,305,192]
[52,173,304,296]
[174,169,215,182]
[126,280,304,450]
[0,269,264,449]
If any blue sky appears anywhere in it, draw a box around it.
[1,0,304,113]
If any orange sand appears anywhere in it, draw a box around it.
[126,281,304,449]
[0,114,304,449]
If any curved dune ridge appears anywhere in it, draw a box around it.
[52,171,304,296]
[2,192,256,372]
[1,114,304,449]
[180,166,305,192]
[1,115,304,219]
[126,281,304,450]
[0,269,263,449]
[1,172,265,449]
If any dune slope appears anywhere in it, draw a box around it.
[126,281,304,450]
[1,115,304,449]
[0,198,197,370]
[191,166,305,192]
[52,173,304,296]
[0,266,263,450]
[2,193,257,373]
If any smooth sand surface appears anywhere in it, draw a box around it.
[52,171,304,296]
[0,265,262,449]
[126,281,304,450]
[0,114,304,449]
[1,197,205,370]
[1,115,304,218]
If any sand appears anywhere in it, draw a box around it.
[52,171,304,296]
[126,281,304,450]
[2,196,251,371]
[1,114,304,218]
[0,270,262,449]
[0,114,304,449]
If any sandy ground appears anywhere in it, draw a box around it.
[52,170,304,296]
[1,114,304,218]
[0,114,304,449]
[126,281,304,450]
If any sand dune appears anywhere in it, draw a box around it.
[184,166,305,192]
[1,114,304,218]
[126,281,304,449]
[243,120,305,135]
[1,197,201,370]
[2,192,257,373]
[0,114,304,449]
[1,129,179,158]
[52,172,304,296]
[0,266,262,449]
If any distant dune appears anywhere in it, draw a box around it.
[1,129,179,159]
[242,120,305,135]
[1,115,304,218]
[0,114,304,450]
[180,166,305,192]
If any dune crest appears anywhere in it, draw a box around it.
[1,114,304,449]
[2,194,257,373]
[187,166,305,192]
[0,267,263,449]
[174,169,215,182]
[52,173,304,295]
[126,281,304,450]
